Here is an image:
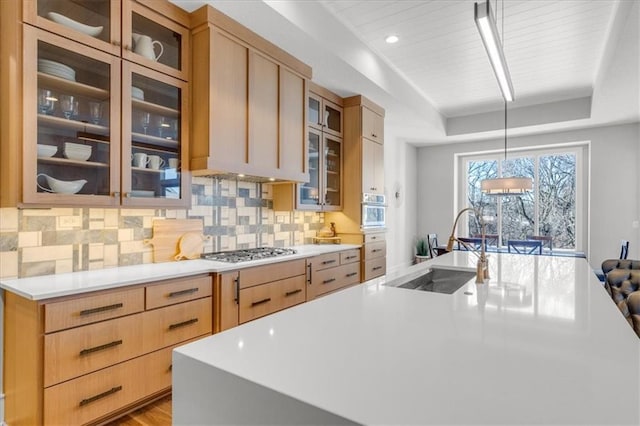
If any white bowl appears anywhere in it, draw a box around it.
[37,174,87,194]
[132,86,144,101]
[47,12,103,37]
[64,143,92,161]
[37,144,57,158]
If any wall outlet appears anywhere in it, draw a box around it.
[276,215,286,224]
[58,216,81,228]
[632,220,639,229]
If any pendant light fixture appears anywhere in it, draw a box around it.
[476,0,533,195]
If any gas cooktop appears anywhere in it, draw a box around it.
[201,247,297,263]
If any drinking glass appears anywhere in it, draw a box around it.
[60,95,76,119]
[37,89,57,115]
[88,102,103,125]
[140,111,151,134]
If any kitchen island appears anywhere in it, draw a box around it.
[173,251,640,425]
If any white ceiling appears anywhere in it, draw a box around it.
[171,0,639,145]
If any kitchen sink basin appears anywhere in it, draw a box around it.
[396,268,476,294]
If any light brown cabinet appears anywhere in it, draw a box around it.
[4,274,213,425]
[361,105,384,144]
[362,138,384,194]
[213,259,307,332]
[0,0,191,208]
[190,6,310,182]
[307,249,361,300]
[308,89,343,137]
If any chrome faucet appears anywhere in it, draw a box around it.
[445,207,489,284]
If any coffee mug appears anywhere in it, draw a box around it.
[148,155,164,170]
[168,158,179,169]
[132,152,148,168]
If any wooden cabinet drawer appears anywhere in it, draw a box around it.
[311,252,340,272]
[146,275,212,310]
[364,241,386,260]
[240,259,306,288]
[44,354,146,426]
[142,298,212,353]
[45,288,145,333]
[239,275,306,324]
[44,313,144,388]
[364,232,385,244]
[309,263,360,300]
[363,257,386,281]
[340,249,361,264]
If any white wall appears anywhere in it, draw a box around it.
[384,128,418,274]
[416,122,640,268]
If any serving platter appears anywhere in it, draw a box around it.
[47,12,103,37]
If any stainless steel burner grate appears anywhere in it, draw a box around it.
[201,247,297,263]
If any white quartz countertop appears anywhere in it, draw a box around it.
[0,244,359,300]
[173,252,640,425]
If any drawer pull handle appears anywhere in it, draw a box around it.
[168,364,173,372]
[168,318,199,330]
[323,278,336,284]
[79,385,122,407]
[322,259,336,265]
[79,340,123,356]
[345,255,357,260]
[285,289,302,297]
[251,298,271,307]
[371,236,377,240]
[168,288,199,298]
[346,272,358,277]
[79,303,123,316]
[373,266,383,271]
[372,249,382,253]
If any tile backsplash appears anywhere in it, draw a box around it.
[0,177,324,279]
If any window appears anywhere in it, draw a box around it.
[462,146,584,252]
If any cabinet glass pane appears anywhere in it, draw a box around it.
[324,137,341,206]
[37,0,111,43]
[300,131,321,205]
[130,73,182,200]
[325,104,341,134]
[36,40,112,196]
[132,12,181,71]
[308,97,320,127]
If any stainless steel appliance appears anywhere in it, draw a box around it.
[201,247,297,263]
[362,193,386,228]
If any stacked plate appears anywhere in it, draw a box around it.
[63,142,92,161]
[38,59,76,82]
[132,86,145,101]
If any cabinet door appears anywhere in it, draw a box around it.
[248,52,278,176]
[214,271,240,333]
[122,0,190,81]
[323,135,342,210]
[362,138,384,194]
[308,91,323,131]
[322,99,343,137]
[121,62,189,207]
[23,27,121,206]
[279,68,306,180]
[23,0,121,56]
[297,128,323,209]
[362,106,383,143]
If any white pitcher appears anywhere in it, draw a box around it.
[132,33,163,61]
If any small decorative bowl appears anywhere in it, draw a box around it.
[37,144,57,158]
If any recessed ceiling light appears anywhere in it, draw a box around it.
[385,35,399,44]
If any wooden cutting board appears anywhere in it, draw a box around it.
[145,219,205,262]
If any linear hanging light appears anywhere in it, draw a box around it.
[474,0,514,102]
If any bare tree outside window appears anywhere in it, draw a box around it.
[466,153,576,250]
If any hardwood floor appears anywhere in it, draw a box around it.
[105,395,172,426]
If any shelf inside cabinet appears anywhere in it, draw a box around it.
[131,166,165,174]
[37,157,108,168]
[38,72,110,101]
[38,114,109,134]
[131,132,179,149]
[132,98,179,118]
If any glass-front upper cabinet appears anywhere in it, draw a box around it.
[122,1,190,80]
[308,92,342,137]
[122,62,188,207]
[24,0,121,56]
[297,129,342,211]
[23,27,121,206]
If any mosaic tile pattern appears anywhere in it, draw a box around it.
[0,177,324,279]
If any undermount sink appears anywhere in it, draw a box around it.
[396,268,476,294]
